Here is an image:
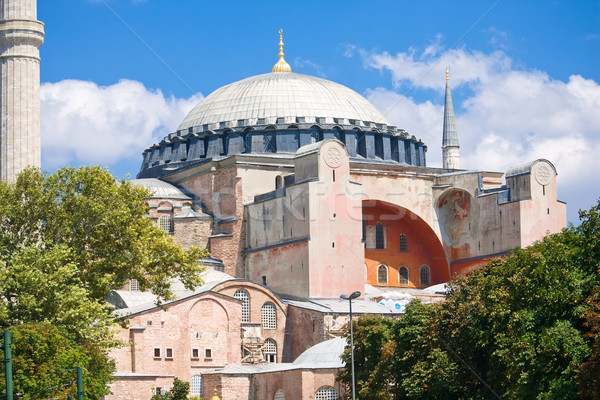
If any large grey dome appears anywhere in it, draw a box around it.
[178,72,389,131]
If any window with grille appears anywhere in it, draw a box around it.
[399,234,407,252]
[234,289,250,323]
[399,266,409,285]
[261,302,277,329]
[165,348,173,359]
[204,348,212,360]
[191,375,203,395]
[244,133,252,153]
[420,265,431,286]
[129,279,139,291]
[375,222,385,249]
[274,389,286,400]
[264,338,277,363]
[378,264,388,284]
[315,386,338,400]
[153,347,161,359]
[158,215,173,234]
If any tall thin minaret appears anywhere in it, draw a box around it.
[442,66,460,170]
[0,0,44,182]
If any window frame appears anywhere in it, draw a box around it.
[377,264,388,284]
[234,289,250,323]
[261,302,277,330]
[419,265,431,286]
[399,234,407,252]
[398,265,409,285]
[153,347,161,359]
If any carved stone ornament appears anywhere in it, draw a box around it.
[534,163,552,186]
[324,145,343,168]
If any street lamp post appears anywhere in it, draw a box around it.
[340,291,361,400]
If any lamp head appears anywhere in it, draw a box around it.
[340,291,361,300]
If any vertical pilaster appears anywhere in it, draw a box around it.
[0,0,44,181]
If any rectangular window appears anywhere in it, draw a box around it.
[191,348,199,359]
[204,348,212,360]
[153,347,161,359]
[165,348,173,359]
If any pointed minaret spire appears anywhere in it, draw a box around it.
[442,66,460,169]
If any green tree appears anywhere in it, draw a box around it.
[0,166,207,398]
[0,324,114,400]
[151,377,190,400]
[341,199,600,399]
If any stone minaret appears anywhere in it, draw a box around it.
[0,0,44,182]
[442,67,460,170]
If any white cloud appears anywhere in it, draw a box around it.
[40,79,202,169]
[361,47,600,222]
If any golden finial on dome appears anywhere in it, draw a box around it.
[446,66,449,81]
[272,29,292,73]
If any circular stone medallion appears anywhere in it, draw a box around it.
[534,163,552,186]
[324,146,343,168]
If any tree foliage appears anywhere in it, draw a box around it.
[151,377,190,400]
[339,199,600,399]
[0,166,207,398]
[0,324,114,400]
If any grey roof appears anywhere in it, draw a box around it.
[130,178,191,200]
[203,338,346,375]
[110,290,157,309]
[505,159,557,178]
[293,337,345,368]
[173,205,210,219]
[178,72,389,132]
[442,76,459,148]
[113,270,234,318]
[283,298,399,314]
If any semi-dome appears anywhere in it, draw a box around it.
[178,72,389,132]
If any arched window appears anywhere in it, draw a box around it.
[378,264,388,284]
[233,289,250,323]
[158,215,173,234]
[243,130,253,153]
[399,234,407,252]
[398,266,409,285]
[261,302,277,329]
[310,126,322,143]
[263,131,276,153]
[264,338,277,363]
[420,265,431,286]
[315,386,338,400]
[129,279,139,291]
[375,222,385,249]
[274,390,286,400]
[190,375,202,396]
[275,175,284,189]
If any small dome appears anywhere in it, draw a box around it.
[130,178,191,200]
[177,72,389,131]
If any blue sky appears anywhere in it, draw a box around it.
[38,0,599,224]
